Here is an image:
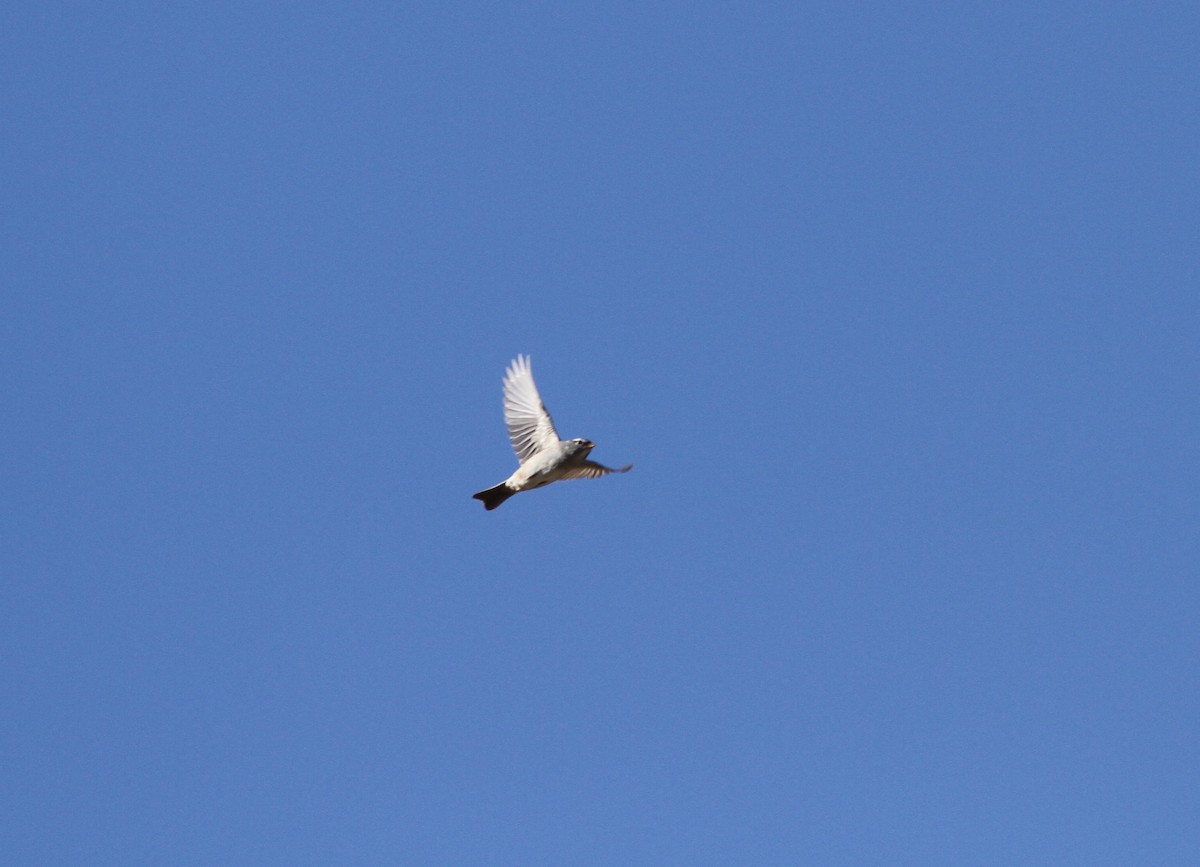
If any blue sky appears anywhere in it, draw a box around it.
[3,2,1198,864]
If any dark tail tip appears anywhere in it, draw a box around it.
[473,484,515,511]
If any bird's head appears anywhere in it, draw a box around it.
[568,438,595,455]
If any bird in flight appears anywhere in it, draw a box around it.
[473,354,632,510]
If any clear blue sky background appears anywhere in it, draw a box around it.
[3,3,1197,864]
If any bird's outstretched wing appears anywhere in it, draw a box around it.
[503,355,560,463]
[558,461,633,481]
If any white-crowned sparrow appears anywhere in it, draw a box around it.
[473,355,631,510]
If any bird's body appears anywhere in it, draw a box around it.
[473,355,631,510]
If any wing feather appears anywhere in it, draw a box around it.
[503,355,560,463]
[557,460,633,481]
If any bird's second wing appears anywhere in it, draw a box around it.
[503,354,560,462]
[558,461,633,481]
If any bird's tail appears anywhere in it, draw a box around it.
[473,483,515,511]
